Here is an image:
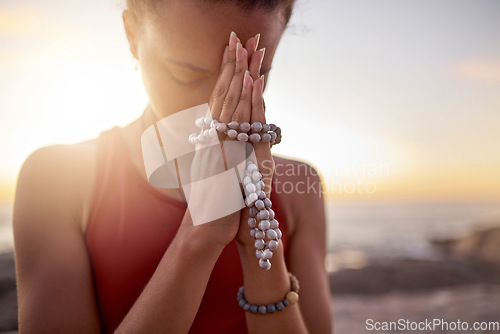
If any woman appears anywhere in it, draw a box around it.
[13,0,332,333]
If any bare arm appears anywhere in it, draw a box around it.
[288,165,332,333]
[14,145,101,333]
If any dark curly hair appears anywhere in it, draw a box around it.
[126,0,295,26]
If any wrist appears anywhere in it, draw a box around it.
[176,223,227,256]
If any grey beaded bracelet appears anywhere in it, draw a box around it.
[237,272,300,315]
[189,116,282,146]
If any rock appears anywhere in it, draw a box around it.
[0,251,17,331]
[332,284,500,334]
[329,258,500,295]
[431,226,500,263]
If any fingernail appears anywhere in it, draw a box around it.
[244,70,252,88]
[259,47,266,59]
[254,33,261,51]
[221,45,228,65]
[229,31,237,50]
[260,75,265,91]
[259,48,265,68]
[236,42,242,61]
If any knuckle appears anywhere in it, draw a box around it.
[233,65,244,75]
[212,84,227,99]
[239,90,251,101]
[226,55,236,65]
[222,94,236,109]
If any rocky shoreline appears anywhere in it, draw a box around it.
[330,227,500,334]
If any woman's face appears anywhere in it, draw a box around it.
[124,1,287,119]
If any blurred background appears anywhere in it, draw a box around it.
[1,0,499,333]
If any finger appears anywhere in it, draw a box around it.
[248,48,265,81]
[209,31,238,121]
[244,34,260,61]
[218,42,249,123]
[250,76,273,195]
[251,76,266,125]
[232,70,253,125]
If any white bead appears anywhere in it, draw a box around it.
[274,228,282,240]
[261,133,271,142]
[210,119,219,127]
[258,219,270,231]
[259,210,269,220]
[249,133,261,142]
[268,209,275,220]
[256,181,265,191]
[246,163,258,173]
[257,190,266,200]
[259,258,271,270]
[255,239,265,250]
[228,121,239,129]
[262,123,271,132]
[264,198,272,208]
[209,127,217,137]
[258,210,270,220]
[204,115,213,126]
[249,207,258,217]
[237,132,249,142]
[254,229,265,239]
[246,192,258,207]
[254,200,265,211]
[245,183,256,193]
[251,122,263,132]
[251,171,262,182]
[195,117,204,128]
[268,240,278,251]
[269,218,279,229]
[197,134,204,142]
[248,218,256,228]
[239,122,251,132]
[227,129,238,139]
[216,123,227,132]
[262,249,273,260]
[256,250,264,259]
[266,229,277,240]
[250,228,257,238]
[243,176,252,185]
[203,129,210,137]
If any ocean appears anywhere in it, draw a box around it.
[2,200,500,268]
[326,200,500,271]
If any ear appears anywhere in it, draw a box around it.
[122,9,140,60]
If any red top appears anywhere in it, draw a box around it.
[84,126,289,333]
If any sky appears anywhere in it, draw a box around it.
[0,0,499,203]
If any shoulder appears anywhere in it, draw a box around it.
[272,155,323,199]
[272,155,325,233]
[15,137,100,229]
[18,138,98,189]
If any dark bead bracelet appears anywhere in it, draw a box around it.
[236,272,300,315]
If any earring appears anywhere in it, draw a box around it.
[132,57,140,71]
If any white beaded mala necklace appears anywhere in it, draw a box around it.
[190,115,283,270]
